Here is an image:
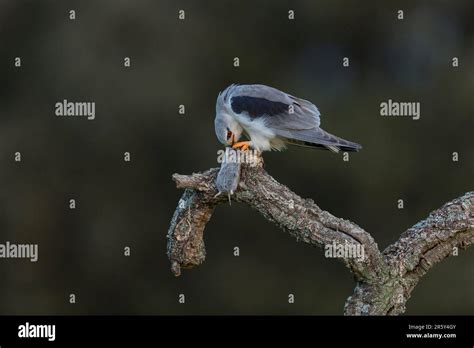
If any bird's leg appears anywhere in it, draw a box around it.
[232,141,251,151]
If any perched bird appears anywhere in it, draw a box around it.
[215,84,362,153]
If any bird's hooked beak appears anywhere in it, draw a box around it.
[230,133,236,146]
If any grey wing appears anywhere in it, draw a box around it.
[228,84,321,129]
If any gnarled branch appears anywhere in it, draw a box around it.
[166,156,474,315]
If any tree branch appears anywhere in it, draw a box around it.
[166,155,474,315]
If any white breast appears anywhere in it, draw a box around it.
[233,113,279,151]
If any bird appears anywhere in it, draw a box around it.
[215,84,362,153]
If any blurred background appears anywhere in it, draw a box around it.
[0,0,472,315]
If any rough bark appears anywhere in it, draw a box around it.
[166,156,474,315]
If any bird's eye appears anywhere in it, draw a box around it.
[226,130,233,140]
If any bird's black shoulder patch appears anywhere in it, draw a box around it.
[231,96,289,118]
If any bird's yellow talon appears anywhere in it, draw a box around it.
[232,141,251,151]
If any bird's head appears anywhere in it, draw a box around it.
[215,88,243,146]
[215,111,242,146]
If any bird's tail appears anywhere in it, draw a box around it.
[279,128,362,153]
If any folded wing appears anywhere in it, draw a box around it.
[228,84,361,152]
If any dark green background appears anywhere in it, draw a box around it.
[0,0,472,314]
